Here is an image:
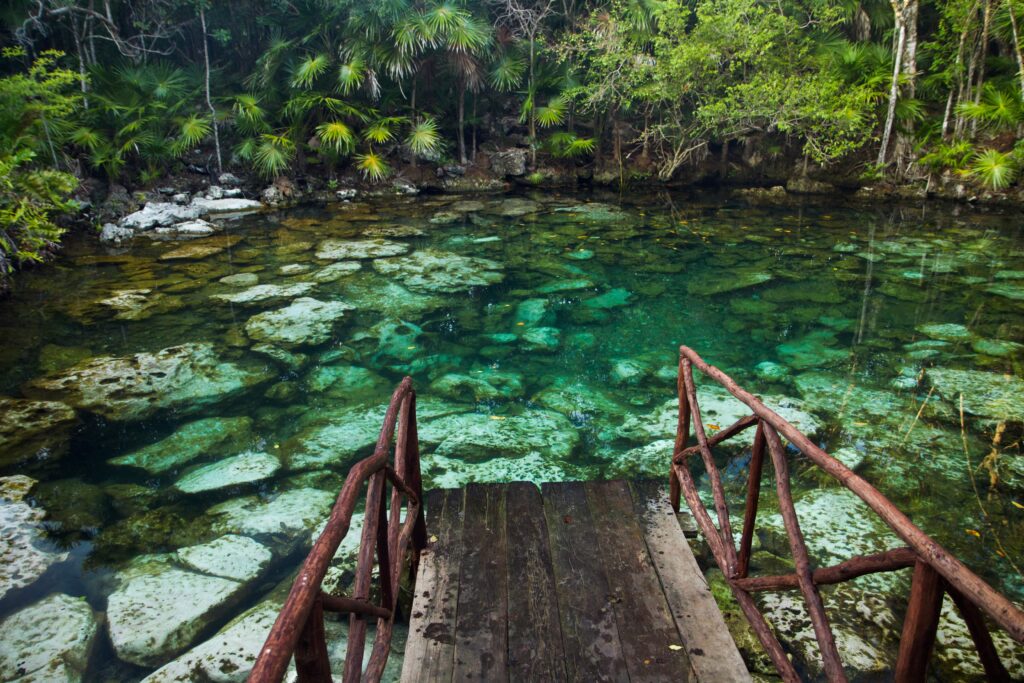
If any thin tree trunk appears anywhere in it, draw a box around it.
[471,94,478,162]
[878,16,906,166]
[1008,2,1024,101]
[972,0,993,136]
[199,7,222,175]
[528,37,537,167]
[943,11,974,139]
[457,83,466,164]
[72,19,89,109]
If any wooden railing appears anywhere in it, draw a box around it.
[249,377,427,683]
[669,346,1024,682]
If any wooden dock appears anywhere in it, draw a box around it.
[400,480,749,682]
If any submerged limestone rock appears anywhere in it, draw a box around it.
[205,488,335,551]
[0,476,69,602]
[218,272,259,287]
[315,238,409,260]
[244,297,355,346]
[305,364,390,399]
[174,451,281,494]
[281,405,392,470]
[424,451,570,488]
[311,260,362,283]
[916,322,974,342]
[430,371,524,402]
[159,235,243,261]
[687,271,772,296]
[0,397,77,468]
[373,249,504,292]
[107,556,251,667]
[141,601,281,683]
[0,593,98,682]
[615,385,820,447]
[926,367,1024,422]
[97,288,184,321]
[25,343,272,422]
[110,416,254,474]
[418,409,578,462]
[605,440,675,479]
[190,197,262,214]
[775,330,850,370]
[211,282,316,305]
[176,535,273,582]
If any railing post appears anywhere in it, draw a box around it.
[405,391,428,552]
[947,586,1012,682]
[294,595,331,682]
[895,560,945,682]
[737,420,765,579]
[671,355,690,512]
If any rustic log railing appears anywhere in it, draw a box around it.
[669,346,1024,682]
[249,377,427,683]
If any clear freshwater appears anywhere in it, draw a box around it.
[0,189,1022,680]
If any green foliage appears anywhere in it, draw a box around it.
[355,151,391,181]
[406,117,441,156]
[547,131,595,158]
[0,49,79,281]
[970,149,1018,190]
[918,141,975,174]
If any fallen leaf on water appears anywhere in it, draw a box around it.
[708,424,721,431]
[1012,501,1024,510]
[966,529,981,538]
[668,645,683,651]
[516,321,525,326]
[430,535,438,543]
[489,415,506,421]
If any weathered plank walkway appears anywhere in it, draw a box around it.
[400,479,749,683]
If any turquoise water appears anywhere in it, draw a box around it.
[0,189,1022,679]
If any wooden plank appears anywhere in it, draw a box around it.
[453,483,509,682]
[505,481,567,681]
[401,488,464,683]
[631,480,750,682]
[585,479,692,681]
[542,482,629,683]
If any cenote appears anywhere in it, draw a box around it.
[1,189,1023,680]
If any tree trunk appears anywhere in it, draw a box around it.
[528,37,537,167]
[893,0,918,175]
[1008,2,1024,101]
[943,10,974,139]
[72,19,89,109]
[972,0,993,136]
[471,94,478,162]
[199,7,222,175]
[458,83,467,164]
[877,14,906,166]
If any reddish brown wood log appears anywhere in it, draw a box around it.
[248,378,414,683]
[947,586,1012,682]
[729,584,802,683]
[320,594,392,619]
[343,469,387,683]
[763,424,847,682]
[294,596,331,682]
[732,547,917,592]
[895,561,945,682]
[672,356,690,514]
[375,484,393,610]
[681,358,738,573]
[736,421,766,579]
[678,345,1024,643]
[404,392,428,553]
[670,462,730,569]
[673,414,758,464]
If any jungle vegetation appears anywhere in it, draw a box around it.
[1,0,1023,274]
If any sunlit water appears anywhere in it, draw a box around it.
[0,189,1022,680]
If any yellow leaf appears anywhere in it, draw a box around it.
[407,345,416,350]
[708,424,721,431]
[1012,501,1024,510]
[668,644,683,651]
[966,529,981,538]
[516,322,525,326]
[429,535,438,543]
[489,415,506,421]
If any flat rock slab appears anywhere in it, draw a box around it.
[0,593,98,682]
[174,451,281,494]
[0,397,77,468]
[244,297,355,346]
[25,343,272,422]
[211,282,316,305]
[176,535,273,583]
[0,476,69,602]
[315,238,410,260]
[159,235,243,261]
[109,416,254,474]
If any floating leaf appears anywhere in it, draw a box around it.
[966,528,981,538]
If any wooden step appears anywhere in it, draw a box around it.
[400,480,750,682]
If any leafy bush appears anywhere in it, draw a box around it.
[0,49,80,284]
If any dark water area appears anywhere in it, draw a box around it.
[0,188,1022,680]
